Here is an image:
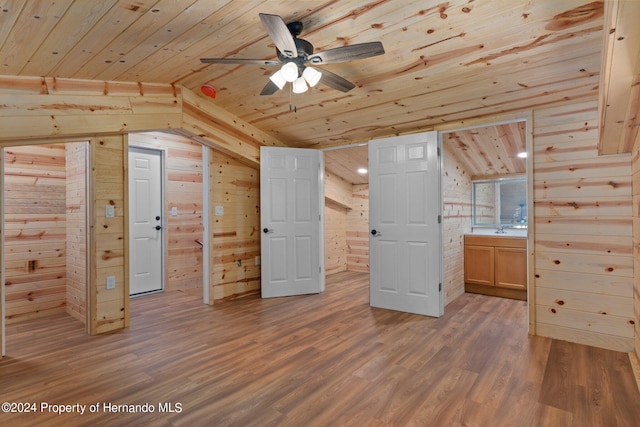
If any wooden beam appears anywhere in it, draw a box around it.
[598,0,640,154]
[0,75,286,167]
[0,76,183,143]
[179,87,287,168]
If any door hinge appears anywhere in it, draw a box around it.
[319,266,322,273]
[319,214,321,221]
[438,214,442,224]
[437,146,441,156]
[439,283,442,292]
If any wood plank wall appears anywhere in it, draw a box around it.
[209,150,260,302]
[128,132,204,292]
[346,184,369,273]
[442,142,472,305]
[2,76,638,357]
[3,144,67,323]
[473,183,496,224]
[533,100,634,352]
[325,202,348,275]
[631,124,640,374]
[0,76,183,143]
[89,135,128,334]
[324,169,351,275]
[65,142,87,324]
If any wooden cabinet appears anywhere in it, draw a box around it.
[464,235,527,300]
[464,244,494,286]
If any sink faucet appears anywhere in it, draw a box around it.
[495,224,506,234]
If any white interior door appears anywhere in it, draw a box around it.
[129,147,164,296]
[369,132,443,316]
[260,147,324,298]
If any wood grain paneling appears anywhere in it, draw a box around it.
[442,142,472,304]
[89,135,128,334]
[65,142,87,324]
[209,150,260,302]
[0,76,183,143]
[324,170,351,275]
[3,144,67,323]
[128,132,204,293]
[444,122,526,178]
[324,145,368,186]
[533,100,634,352]
[325,202,348,276]
[0,1,609,153]
[599,0,640,154]
[631,105,640,385]
[346,184,369,273]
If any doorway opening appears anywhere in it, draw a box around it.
[441,118,531,305]
[2,141,91,354]
[322,119,531,312]
[128,132,206,302]
[322,144,370,278]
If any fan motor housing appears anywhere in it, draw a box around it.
[277,38,313,64]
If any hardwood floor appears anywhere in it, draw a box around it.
[2,271,639,426]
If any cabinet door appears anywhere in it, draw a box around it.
[495,247,527,290]
[464,245,494,286]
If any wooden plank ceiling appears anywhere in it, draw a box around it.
[0,0,604,181]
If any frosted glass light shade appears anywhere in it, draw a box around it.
[280,62,299,83]
[292,77,308,93]
[302,67,322,87]
[269,70,286,90]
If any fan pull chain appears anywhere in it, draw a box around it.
[289,84,297,113]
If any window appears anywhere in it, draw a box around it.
[472,177,527,228]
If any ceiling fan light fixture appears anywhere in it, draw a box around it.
[269,70,287,90]
[292,77,308,93]
[302,66,322,87]
[280,62,299,82]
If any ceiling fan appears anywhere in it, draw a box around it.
[200,13,385,95]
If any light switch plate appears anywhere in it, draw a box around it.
[215,205,224,216]
[171,207,178,216]
[106,276,116,289]
[105,205,115,218]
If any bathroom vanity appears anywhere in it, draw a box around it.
[464,233,527,300]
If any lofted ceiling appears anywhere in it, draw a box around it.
[0,0,604,182]
[444,121,527,178]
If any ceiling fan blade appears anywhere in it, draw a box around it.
[308,41,385,64]
[260,80,280,96]
[200,58,280,66]
[318,68,355,92]
[259,13,298,58]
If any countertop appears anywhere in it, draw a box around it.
[467,227,527,237]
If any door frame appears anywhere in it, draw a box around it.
[127,135,210,303]
[439,114,534,332]
[128,145,167,296]
[201,145,210,304]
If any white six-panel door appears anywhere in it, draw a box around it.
[260,147,324,298]
[369,132,443,316]
[128,147,164,296]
